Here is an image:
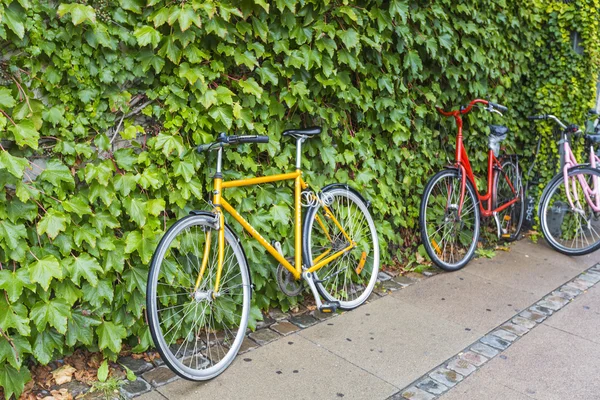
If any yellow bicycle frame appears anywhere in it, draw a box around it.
[194,168,355,294]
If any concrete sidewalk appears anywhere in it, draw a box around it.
[138,239,600,400]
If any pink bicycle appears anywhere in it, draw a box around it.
[529,113,600,255]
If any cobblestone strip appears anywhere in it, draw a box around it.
[119,271,421,398]
[392,263,600,400]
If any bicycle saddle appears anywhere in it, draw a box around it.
[282,126,322,137]
[488,125,509,136]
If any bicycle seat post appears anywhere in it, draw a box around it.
[295,136,306,170]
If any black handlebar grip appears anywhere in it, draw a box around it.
[589,109,598,115]
[234,135,269,144]
[489,101,508,113]
[527,115,546,121]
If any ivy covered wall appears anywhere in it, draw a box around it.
[0,1,598,397]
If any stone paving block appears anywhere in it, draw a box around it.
[392,275,416,286]
[539,295,570,310]
[491,329,518,342]
[141,366,178,387]
[501,322,529,336]
[416,377,448,395]
[519,309,547,322]
[120,378,152,399]
[512,316,536,329]
[429,367,464,387]
[447,357,477,376]
[567,278,594,291]
[58,381,90,397]
[256,313,275,329]
[480,334,510,350]
[578,272,600,284]
[268,308,290,321]
[289,304,307,316]
[289,313,318,329]
[270,321,300,336]
[248,328,281,345]
[310,309,337,321]
[238,337,259,354]
[552,289,577,300]
[528,305,554,316]
[471,342,499,358]
[559,285,582,297]
[118,356,154,375]
[378,271,392,281]
[459,351,487,367]
[400,386,436,400]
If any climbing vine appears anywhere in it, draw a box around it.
[0,1,598,397]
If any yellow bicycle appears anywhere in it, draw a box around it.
[146,127,380,380]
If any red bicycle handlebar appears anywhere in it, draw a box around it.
[436,99,490,117]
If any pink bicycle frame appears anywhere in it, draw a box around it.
[562,139,600,213]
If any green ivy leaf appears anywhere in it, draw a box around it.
[0,336,31,370]
[0,364,31,400]
[30,299,71,334]
[155,133,184,157]
[0,269,33,303]
[9,120,39,149]
[178,6,202,31]
[0,299,30,336]
[32,329,63,365]
[65,253,103,287]
[338,28,360,49]
[0,220,27,251]
[28,255,63,291]
[66,310,101,347]
[124,227,158,264]
[97,321,127,353]
[3,3,26,39]
[404,50,423,74]
[0,88,16,109]
[57,3,96,26]
[208,105,233,129]
[133,26,162,48]
[37,209,68,239]
[123,197,147,227]
[39,159,74,186]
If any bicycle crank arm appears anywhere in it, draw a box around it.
[303,271,324,310]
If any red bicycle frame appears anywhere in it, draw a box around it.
[437,99,519,218]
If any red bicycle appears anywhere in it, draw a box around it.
[419,99,525,271]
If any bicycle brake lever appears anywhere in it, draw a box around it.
[489,108,503,117]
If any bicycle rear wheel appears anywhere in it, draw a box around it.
[539,166,600,255]
[303,186,379,311]
[420,169,481,271]
[493,157,525,241]
[147,214,250,381]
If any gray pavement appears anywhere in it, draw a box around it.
[137,239,600,400]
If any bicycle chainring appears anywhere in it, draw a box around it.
[276,262,303,297]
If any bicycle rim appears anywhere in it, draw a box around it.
[305,188,379,310]
[420,169,480,270]
[147,215,250,381]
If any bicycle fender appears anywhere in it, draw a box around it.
[320,183,370,208]
[188,210,254,298]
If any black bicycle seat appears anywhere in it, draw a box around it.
[489,125,509,136]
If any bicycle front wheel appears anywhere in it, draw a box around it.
[303,186,379,311]
[493,157,525,241]
[539,166,600,255]
[147,214,251,381]
[420,169,481,271]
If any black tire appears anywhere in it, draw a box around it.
[147,214,251,381]
[493,157,525,241]
[539,166,600,256]
[419,169,481,271]
[302,185,379,311]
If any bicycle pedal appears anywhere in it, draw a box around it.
[501,234,511,238]
[319,301,340,313]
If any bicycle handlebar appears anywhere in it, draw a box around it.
[527,115,547,121]
[437,99,507,117]
[196,134,270,153]
[489,101,508,113]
